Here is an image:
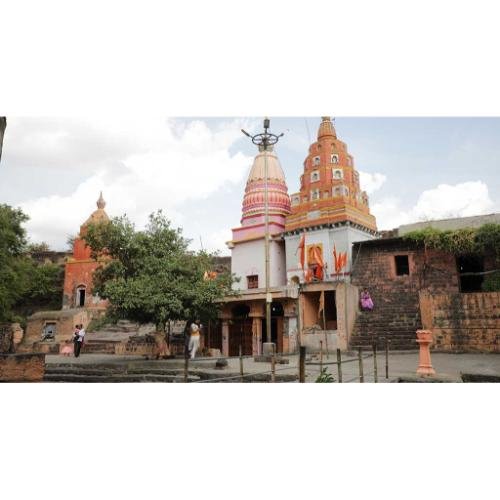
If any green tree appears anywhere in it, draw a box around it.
[0,205,64,323]
[0,204,29,322]
[84,211,233,341]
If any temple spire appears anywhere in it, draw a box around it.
[96,191,106,210]
[317,116,337,139]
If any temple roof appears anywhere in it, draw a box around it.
[317,116,337,139]
[246,147,287,183]
[82,192,109,229]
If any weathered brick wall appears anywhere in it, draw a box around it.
[0,353,45,382]
[350,239,460,349]
[420,291,500,352]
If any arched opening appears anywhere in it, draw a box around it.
[76,285,86,307]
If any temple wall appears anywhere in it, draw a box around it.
[231,239,286,291]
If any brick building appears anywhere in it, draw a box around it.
[350,215,500,352]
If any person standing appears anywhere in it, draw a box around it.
[74,323,86,357]
[188,320,201,359]
[73,325,81,358]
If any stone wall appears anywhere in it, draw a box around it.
[0,353,45,382]
[420,291,500,352]
[350,239,460,349]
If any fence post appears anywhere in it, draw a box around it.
[358,347,364,383]
[319,340,323,374]
[239,344,244,382]
[373,342,378,383]
[271,344,276,383]
[184,355,189,383]
[299,346,306,383]
[385,337,389,380]
[336,348,342,383]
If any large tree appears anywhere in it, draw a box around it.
[0,204,64,323]
[84,211,233,338]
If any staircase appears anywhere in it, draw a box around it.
[83,320,154,354]
[349,291,422,350]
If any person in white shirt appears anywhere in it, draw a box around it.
[73,324,86,358]
[188,320,201,359]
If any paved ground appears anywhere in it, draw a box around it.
[45,351,500,382]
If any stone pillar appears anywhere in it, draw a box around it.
[416,329,436,376]
[283,300,298,353]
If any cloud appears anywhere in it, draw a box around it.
[18,118,255,250]
[359,171,387,194]
[372,181,496,230]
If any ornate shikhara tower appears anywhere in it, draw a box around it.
[284,117,377,283]
[227,146,291,291]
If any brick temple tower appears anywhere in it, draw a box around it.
[62,192,109,310]
[284,117,378,283]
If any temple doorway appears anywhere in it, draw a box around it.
[76,286,86,307]
[229,304,252,356]
[261,301,284,352]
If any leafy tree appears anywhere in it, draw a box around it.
[0,205,64,323]
[84,211,234,336]
[27,241,51,253]
[0,204,29,322]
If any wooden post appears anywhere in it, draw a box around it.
[322,293,329,359]
[336,348,342,383]
[358,346,364,383]
[271,344,276,383]
[208,319,211,351]
[385,337,389,380]
[319,340,323,373]
[373,342,378,383]
[239,344,244,382]
[184,355,189,383]
[299,346,306,383]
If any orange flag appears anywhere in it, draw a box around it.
[297,233,305,270]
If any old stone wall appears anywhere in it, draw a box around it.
[350,239,460,349]
[0,353,45,382]
[420,291,500,352]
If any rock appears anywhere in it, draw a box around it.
[215,358,228,369]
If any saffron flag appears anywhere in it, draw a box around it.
[297,233,305,270]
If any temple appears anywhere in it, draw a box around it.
[220,117,378,356]
[22,193,110,352]
[284,116,377,284]
[63,192,109,309]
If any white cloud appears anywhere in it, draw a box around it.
[359,171,387,194]
[372,181,496,230]
[19,118,254,250]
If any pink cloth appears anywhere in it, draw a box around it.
[360,292,374,311]
[60,344,73,356]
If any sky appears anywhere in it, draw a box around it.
[0,116,499,255]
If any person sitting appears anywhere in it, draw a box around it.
[360,289,374,311]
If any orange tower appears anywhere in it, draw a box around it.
[284,118,377,283]
[62,192,109,309]
[286,117,376,233]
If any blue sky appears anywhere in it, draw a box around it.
[1,117,499,254]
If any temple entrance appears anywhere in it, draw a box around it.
[229,304,252,356]
[76,286,86,307]
[261,301,284,352]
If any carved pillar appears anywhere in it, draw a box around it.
[221,320,230,357]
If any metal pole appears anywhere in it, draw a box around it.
[336,348,342,383]
[385,337,389,380]
[271,344,276,383]
[239,344,244,382]
[319,340,323,374]
[358,347,364,383]
[184,355,189,383]
[373,342,378,383]
[299,346,306,383]
[264,144,271,345]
